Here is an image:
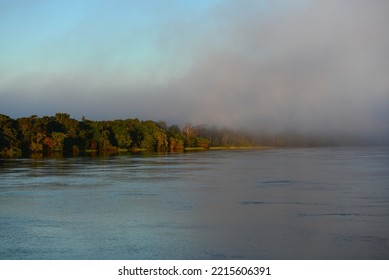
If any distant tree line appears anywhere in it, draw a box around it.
[0,113,265,156]
[1,113,343,157]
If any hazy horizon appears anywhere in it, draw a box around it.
[1,0,388,142]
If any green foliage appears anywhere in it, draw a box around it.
[1,113,183,155]
[167,125,184,151]
[0,114,20,156]
[111,120,132,149]
[194,137,210,149]
[90,121,116,151]
[17,115,47,153]
[0,112,282,157]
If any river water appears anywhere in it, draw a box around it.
[0,147,388,259]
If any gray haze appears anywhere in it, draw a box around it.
[1,0,388,141]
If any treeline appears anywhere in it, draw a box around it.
[1,113,346,157]
[0,113,272,157]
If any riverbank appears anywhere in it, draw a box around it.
[183,146,275,152]
[209,146,275,151]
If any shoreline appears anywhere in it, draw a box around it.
[208,146,275,151]
[0,146,277,158]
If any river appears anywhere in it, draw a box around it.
[1,147,388,259]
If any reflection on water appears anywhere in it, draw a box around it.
[0,147,388,259]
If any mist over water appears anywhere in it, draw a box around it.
[1,147,388,259]
[1,1,389,143]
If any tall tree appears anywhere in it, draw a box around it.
[0,114,20,155]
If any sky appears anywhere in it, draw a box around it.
[1,0,388,141]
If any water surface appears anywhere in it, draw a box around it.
[1,147,388,259]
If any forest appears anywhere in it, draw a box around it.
[0,113,345,157]
[0,113,274,157]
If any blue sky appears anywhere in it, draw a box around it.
[1,0,222,83]
[1,0,388,140]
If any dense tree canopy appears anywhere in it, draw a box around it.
[0,114,213,156]
[1,113,339,157]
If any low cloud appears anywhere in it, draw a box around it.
[161,0,389,139]
[1,0,388,141]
